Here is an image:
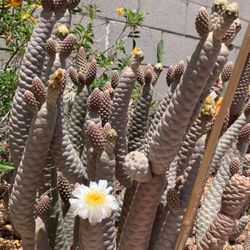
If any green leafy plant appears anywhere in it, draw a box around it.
[0,0,40,116]
[72,4,146,90]
[0,69,18,116]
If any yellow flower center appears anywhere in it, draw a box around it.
[85,191,106,207]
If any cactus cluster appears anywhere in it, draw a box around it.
[3,0,250,249]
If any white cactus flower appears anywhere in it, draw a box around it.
[69,180,118,224]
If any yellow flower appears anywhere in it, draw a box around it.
[215,97,223,116]
[131,47,142,55]
[21,13,36,23]
[57,24,70,36]
[201,95,215,117]
[116,7,125,16]
[13,239,21,247]
[9,0,22,7]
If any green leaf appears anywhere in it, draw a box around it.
[72,7,82,13]
[132,39,136,49]
[0,162,14,172]
[157,39,164,63]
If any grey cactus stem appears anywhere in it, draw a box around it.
[96,127,117,249]
[128,80,153,152]
[229,215,250,242]
[149,32,223,175]
[9,5,56,167]
[143,90,173,154]
[78,220,104,249]
[67,84,91,154]
[198,174,250,250]
[109,50,144,187]
[79,125,117,249]
[50,101,88,184]
[148,188,168,250]
[116,183,137,244]
[9,80,60,249]
[230,54,250,121]
[195,115,250,243]
[41,4,72,83]
[35,217,51,250]
[118,174,165,250]
[46,166,68,250]
[186,43,229,131]
[67,48,94,154]
[96,125,117,187]
[198,212,236,250]
[175,103,214,178]
[209,103,250,175]
[155,137,205,250]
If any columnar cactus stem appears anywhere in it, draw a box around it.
[149,3,238,175]
[67,83,91,154]
[230,55,250,121]
[118,174,165,250]
[148,187,168,250]
[175,97,214,178]
[35,217,51,250]
[79,220,104,249]
[143,90,173,154]
[79,124,117,250]
[128,69,154,152]
[42,7,71,83]
[186,43,229,132]
[9,5,56,167]
[50,101,88,184]
[155,137,205,250]
[67,50,96,154]
[198,174,250,250]
[209,101,250,174]
[95,123,117,187]
[46,166,68,250]
[9,69,64,249]
[109,50,144,187]
[229,215,250,242]
[116,183,138,244]
[149,33,222,175]
[195,117,250,242]
[95,125,117,249]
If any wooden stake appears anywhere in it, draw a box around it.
[174,21,250,250]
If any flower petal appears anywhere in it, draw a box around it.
[97,180,108,190]
[72,185,86,198]
[103,186,113,195]
[89,181,98,189]
[78,209,89,220]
